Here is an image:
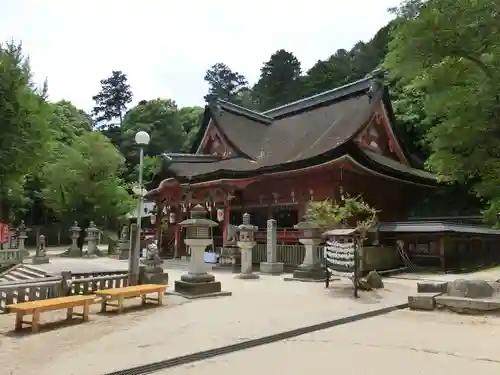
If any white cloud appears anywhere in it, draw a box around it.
[0,0,400,111]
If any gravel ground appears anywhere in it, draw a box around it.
[0,269,412,375]
[165,310,500,375]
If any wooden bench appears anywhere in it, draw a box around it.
[6,295,96,333]
[95,284,167,314]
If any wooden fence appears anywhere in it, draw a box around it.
[0,270,128,313]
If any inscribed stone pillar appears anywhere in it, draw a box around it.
[259,219,284,274]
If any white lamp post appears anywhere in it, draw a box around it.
[130,130,150,285]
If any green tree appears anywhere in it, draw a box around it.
[120,99,188,181]
[384,0,500,221]
[253,49,302,110]
[203,63,249,104]
[40,132,133,227]
[92,70,133,127]
[179,106,204,151]
[50,100,93,144]
[0,41,52,221]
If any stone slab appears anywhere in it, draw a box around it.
[260,262,284,275]
[408,292,442,310]
[292,268,325,281]
[235,273,260,280]
[435,295,500,313]
[417,281,448,294]
[284,277,336,283]
[166,290,232,300]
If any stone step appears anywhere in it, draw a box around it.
[19,265,50,278]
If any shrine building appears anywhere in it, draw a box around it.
[146,73,439,259]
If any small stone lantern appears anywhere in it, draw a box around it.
[118,225,131,260]
[174,204,229,297]
[67,221,82,257]
[84,221,100,258]
[17,220,30,257]
[236,213,259,279]
[33,234,49,264]
[292,220,324,281]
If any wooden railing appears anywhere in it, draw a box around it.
[0,270,129,313]
[0,249,24,266]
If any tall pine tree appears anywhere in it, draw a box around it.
[92,70,132,127]
[253,49,302,111]
[203,63,249,105]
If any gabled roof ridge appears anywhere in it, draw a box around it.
[217,99,273,124]
[263,75,379,118]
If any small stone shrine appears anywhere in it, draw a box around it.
[32,234,50,264]
[260,219,284,274]
[290,220,324,281]
[174,205,231,298]
[235,213,259,279]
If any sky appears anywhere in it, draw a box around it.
[0,0,400,112]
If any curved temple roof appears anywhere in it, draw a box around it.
[159,74,437,188]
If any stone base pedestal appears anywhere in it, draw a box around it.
[32,255,50,265]
[260,262,284,275]
[288,264,325,282]
[173,273,231,299]
[235,273,260,280]
[139,265,168,285]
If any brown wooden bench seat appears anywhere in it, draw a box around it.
[94,284,168,314]
[7,295,96,333]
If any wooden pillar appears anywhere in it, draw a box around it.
[174,207,182,258]
[439,236,446,272]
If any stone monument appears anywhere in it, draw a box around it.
[66,221,82,257]
[83,222,100,258]
[17,220,30,257]
[235,213,259,279]
[118,225,131,260]
[174,205,231,298]
[32,234,50,264]
[290,220,324,281]
[259,219,284,274]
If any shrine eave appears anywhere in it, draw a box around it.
[146,149,438,201]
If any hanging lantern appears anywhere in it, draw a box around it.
[169,212,176,224]
[150,214,157,225]
[216,208,224,222]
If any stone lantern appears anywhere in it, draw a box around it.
[292,220,324,281]
[84,221,100,258]
[236,213,259,279]
[118,225,131,260]
[174,204,230,298]
[67,221,82,257]
[16,220,30,257]
[33,234,49,264]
